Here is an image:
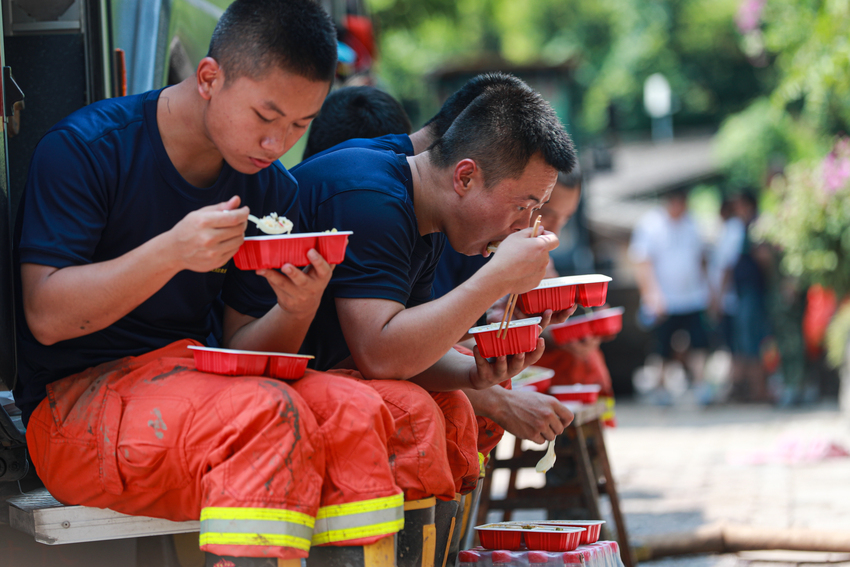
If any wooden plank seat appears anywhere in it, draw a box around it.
[7,488,198,545]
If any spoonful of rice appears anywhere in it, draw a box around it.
[248,213,294,235]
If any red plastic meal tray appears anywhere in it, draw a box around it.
[234,231,352,269]
[469,317,542,358]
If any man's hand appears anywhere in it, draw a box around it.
[487,302,576,329]
[257,248,334,319]
[168,195,249,272]
[539,306,577,328]
[484,227,559,295]
[495,389,574,443]
[467,334,546,389]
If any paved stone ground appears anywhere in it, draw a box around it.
[486,399,850,567]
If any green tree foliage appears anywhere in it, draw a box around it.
[715,0,850,189]
[367,0,765,134]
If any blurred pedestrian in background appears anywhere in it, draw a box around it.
[729,192,772,402]
[629,189,711,405]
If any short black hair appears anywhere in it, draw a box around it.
[428,81,576,187]
[208,0,337,84]
[424,72,527,138]
[557,163,582,189]
[303,86,412,159]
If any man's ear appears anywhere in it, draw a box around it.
[197,57,223,101]
[453,158,480,197]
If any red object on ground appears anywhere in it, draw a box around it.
[469,317,542,358]
[524,527,584,551]
[234,231,351,269]
[549,384,602,404]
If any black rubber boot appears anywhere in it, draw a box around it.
[433,496,460,567]
[205,553,301,567]
[444,493,466,567]
[397,497,437,567]
[306,535,396,567]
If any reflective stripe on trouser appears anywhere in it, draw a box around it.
[313,494,405,545]
[26,339,324,560]
[338,372,458,501]
[290,371,405,546]
[200,506,315,552]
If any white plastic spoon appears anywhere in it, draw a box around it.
[535,436,557,473]
[248,213,292,235]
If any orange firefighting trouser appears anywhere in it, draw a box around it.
[287,370,404,546]
[333,370,481,500]
[452,345,506,473]
[26,340,403,559]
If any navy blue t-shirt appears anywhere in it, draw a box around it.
[292,147,446,371]
[433,246,490,299]
[14,88,298,423]
[303,133,414,165]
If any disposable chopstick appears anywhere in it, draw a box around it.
[498,217,542,339]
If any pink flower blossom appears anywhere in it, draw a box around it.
[823,137,850,193]
[736,0,766,33]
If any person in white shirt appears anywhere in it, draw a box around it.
[629,189,710,403]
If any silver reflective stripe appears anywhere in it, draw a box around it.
[201,518,314,542]
[313,503,404,535]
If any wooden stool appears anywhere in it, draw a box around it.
[475,403,635,567]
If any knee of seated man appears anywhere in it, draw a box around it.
[294,370,393,431]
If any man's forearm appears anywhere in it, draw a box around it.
[344,273,509,379]
[408,349,475,391]
[225,304,314,354]
[22,232,181,345]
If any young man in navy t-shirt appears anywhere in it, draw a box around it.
[293,77,576,537]
[14,1,408,564]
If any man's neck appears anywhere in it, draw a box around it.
[156,80,224,188]
[407,152,445,236]
[408,127,436,155]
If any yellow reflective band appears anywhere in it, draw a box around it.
[311,518,406,546]
[201,506,315,528]
[199,532,311,551]
[478,452,487,478]
[317,493,404,519]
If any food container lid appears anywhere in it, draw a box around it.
[243,231,353,241]
[187,346,314,359]
[512,366,556,388]
[527,275,612,291]
[549,384,602,394]
[468,317,542,335]
[537,520,606,525]
[474,524,585,533]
